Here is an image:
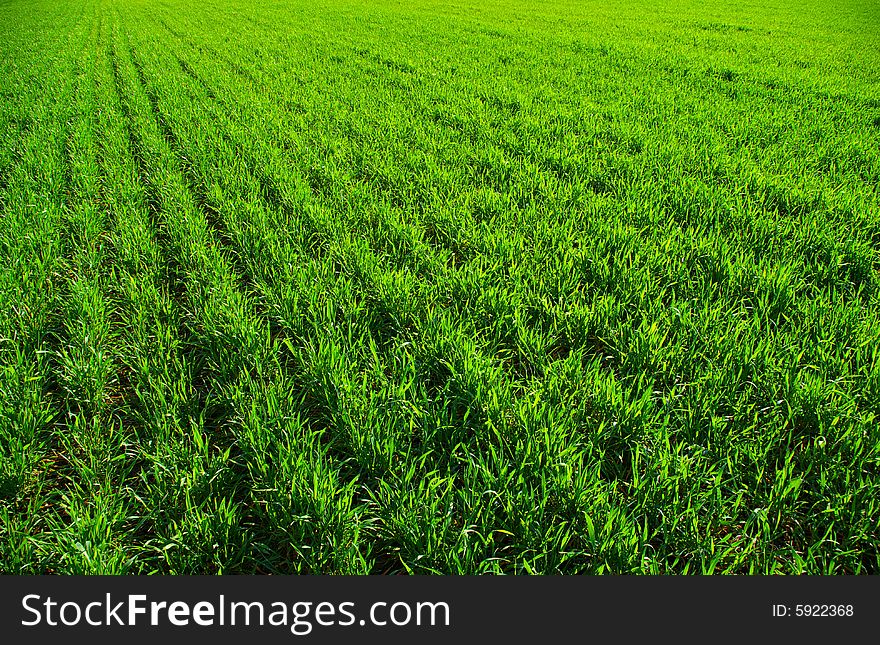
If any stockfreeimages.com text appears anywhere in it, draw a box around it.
[21,594,450,635]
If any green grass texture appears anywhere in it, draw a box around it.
[0,0,878,574]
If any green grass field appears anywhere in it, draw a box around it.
[1,0,878,574]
